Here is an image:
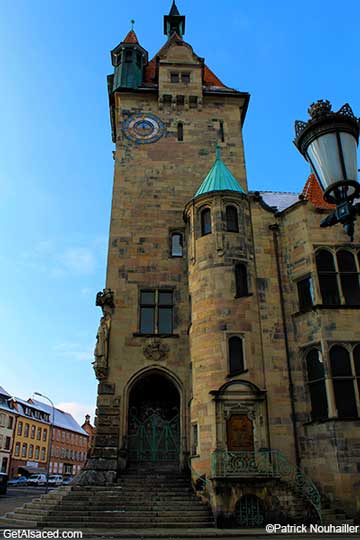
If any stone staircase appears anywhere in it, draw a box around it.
[1,470,214,529]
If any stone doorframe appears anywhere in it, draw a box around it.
[210,379,268,452]
[122,365,188,469]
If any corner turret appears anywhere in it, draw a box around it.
[110,23,148,91]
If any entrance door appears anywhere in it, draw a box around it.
[227,414,254,451]
[128,408,179,462]
[128,373,180,464]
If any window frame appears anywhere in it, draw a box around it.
[296,275,315,312]
[225,205,239,232]
[227,335,246,376]
[329,344,358,419]
[235,262,249,298]
[200,207,212,236]
[170,231,184,257]
[315,247,360,306]
[305,347,329,421]
[139,289,174,335]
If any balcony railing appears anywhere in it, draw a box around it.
[211,449,321,521]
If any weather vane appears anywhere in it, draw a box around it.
[131,19,135,31]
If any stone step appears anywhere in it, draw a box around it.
[47,511,211,519]
[27,501,204,510]
[39,521,214,529]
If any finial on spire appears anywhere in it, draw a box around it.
[169,0,180,16]
[164,0,185,37]
[130,19,135,31]
[216,144,221,160]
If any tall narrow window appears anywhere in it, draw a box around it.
[354,344,360,397]
[125,49,132,63]
[201,208,211,236]
[158,291,173,334]
[337,250,360,305]
[226,205,239,232]
[306,349,328,420]
[192,424,198,455]
[235,263,248,297]
[171,232,183,257]
[228,336,245,375]
[14,442,20,456]
[22,443,27,458]
[219,121,225,142]
[297,276,314,311]
[177,122,183,142]
[316,250,340,305]
[140,291,155,334]
[330,345,357,418]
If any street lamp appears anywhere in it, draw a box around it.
[34,392,54,494]
[294,100,360,240]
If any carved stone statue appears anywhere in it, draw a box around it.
[92,289,115,381]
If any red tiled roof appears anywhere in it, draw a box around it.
[203,65,225,88]
[302,174,335,209]
[123,30,139,44]
[143,58,226,87]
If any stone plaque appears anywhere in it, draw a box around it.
[227,414,254,451]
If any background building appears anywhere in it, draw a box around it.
[0,387,16,475]
[10,398,50,478]
[29,399,89,477]
[82,414,95,455]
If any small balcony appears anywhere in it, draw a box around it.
[211,449,321,521]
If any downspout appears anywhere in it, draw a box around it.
[269,223,301,466]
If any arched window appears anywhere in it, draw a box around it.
[306,349,328,420]
[226,205,239,232]
[201,208,211,236]
[228,336,245,375]
[235,263,248,297]
[316,250,340,305]
[171,232,183,257]
[330,345,357,418]
[336,250,360,305]
[177,122,183,142]
[354,344,360,397]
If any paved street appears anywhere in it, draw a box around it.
[0,486,55,516]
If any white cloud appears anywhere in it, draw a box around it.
[20,237,105,277]
[56,401,95,426]
[55,247,96,276]
[53,342,93,363]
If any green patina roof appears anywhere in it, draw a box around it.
[194,146,246,198]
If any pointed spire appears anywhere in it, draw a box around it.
[123,29,139,45]
[193,147,246,198]
[164,1,185,37]
[169,0,180,16]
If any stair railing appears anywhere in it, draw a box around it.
[211,449,321,523]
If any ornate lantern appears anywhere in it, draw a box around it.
[294,100,360,240]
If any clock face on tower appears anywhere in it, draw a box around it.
[122,113,166,144]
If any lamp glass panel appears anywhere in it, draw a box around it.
[340,132,358,181]
[307,132,343,190]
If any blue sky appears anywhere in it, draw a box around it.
[0,0,359,424]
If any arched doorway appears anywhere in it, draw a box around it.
[128,373,180,464]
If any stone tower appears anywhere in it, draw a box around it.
[81,2,360,528]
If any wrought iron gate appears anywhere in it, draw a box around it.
[236,495,265,527]
[128,408,179,462]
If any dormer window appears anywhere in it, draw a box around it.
[171,72,180,83]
